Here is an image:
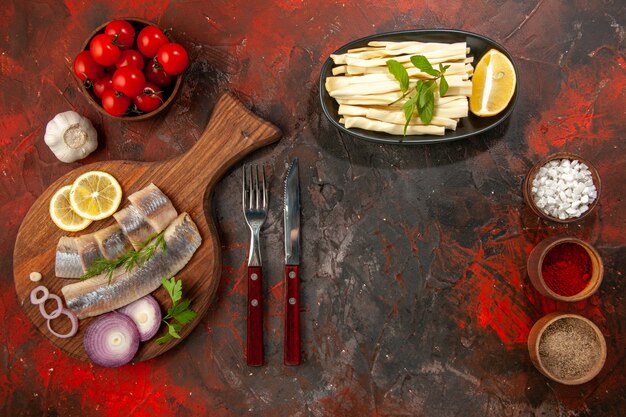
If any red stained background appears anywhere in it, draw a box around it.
[1,0,625,416]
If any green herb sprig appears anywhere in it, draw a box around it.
[155,277,197,345]
[386,55,450,135]
[80,231,166,282]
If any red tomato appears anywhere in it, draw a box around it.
[90,34,122,66]
[73,51,104,82]
[116,49,145,70]
[112,66,146,97]
[137,26,169,58]
[104,20,136,50]
[133,83,164,113]
[93,74,113,99]
[145,61,174,87]
[156,43,189,75]
[101,89,131,116]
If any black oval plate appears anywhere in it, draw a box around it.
[319,29,519,145]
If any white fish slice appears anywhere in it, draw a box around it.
[61,213,201,319]
[93,224,133,260]
[55,237,83,278]
[127,183,178,232]
[113,205,157,250]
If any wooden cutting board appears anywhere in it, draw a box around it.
[13,93,281,363]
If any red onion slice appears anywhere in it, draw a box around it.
[30,286,49,305]
[84,312,140,368]
[47,308,78,338]
[117,295,162,341]
[39,294,63,319]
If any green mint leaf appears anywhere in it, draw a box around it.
[402,98,415,121]
[439,75,449,97]
[419,90,435,124]
[402,97,417,136]
[418,80,433,108]
[173,308,197,325]
[410,55,438,77]
[386,59,409,93]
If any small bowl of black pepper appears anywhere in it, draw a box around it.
[528,313,606,385]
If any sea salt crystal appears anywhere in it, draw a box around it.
[531,158,597,220]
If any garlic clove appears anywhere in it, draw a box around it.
[44,111,98,163]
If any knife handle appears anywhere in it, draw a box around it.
[284,265,301,365]
[247,266,263,366]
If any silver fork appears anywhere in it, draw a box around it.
[242,164,268,366]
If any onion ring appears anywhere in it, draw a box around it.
[47,308,78,339]
[30,286,49,305]
[38,294,63,320]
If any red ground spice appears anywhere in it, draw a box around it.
[541,242,592,296]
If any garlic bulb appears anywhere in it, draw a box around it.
[44,111,97,163]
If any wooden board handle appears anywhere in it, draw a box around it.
[164,92,281,193]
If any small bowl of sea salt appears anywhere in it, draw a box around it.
[523,153,601,223]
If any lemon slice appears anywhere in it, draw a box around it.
[50,185,93,232]
[469,49,516,117]
[69,171,122,221]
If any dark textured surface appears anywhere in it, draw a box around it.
[1,1,625,416]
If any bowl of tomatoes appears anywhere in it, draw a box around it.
[73,18,189,120]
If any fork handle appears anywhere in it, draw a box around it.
[247,266,263,366]
[284,264,301,365]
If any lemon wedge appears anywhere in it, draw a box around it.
[69,171,122,221]
[49,185,93,232]
[469,49,516,117]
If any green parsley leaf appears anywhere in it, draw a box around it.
[168,322,182,338]
[166,299,191,319]
[162,277,182,304]
[173,309,197,325]
[386,59,409,93]
[155,334,172,345]
[155,277,196,345]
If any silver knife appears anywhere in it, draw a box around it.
[283,158,301,365]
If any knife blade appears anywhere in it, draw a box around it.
[283,158,301,365]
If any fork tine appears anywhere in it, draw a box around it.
[262,165,267,210]
[254,165,260,209]
[242,165,246,212]
[247,164,253,209]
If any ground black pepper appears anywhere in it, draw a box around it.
[538,317,601,380]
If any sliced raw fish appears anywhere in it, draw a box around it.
[55,237,83,278]
[128,183,178,232]
[61,213,201,319]
[93,224,132,260]
[75,234,103,272]
[113,205,156,250]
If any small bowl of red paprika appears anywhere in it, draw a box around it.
[73,18,187,120]
[527,236,603,302]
